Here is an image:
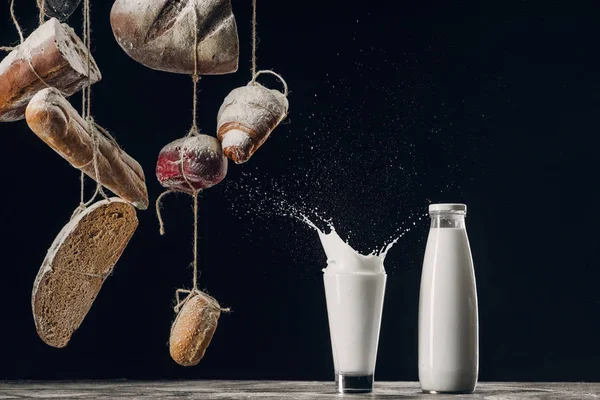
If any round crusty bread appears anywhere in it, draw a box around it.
[169,292,221,366]
[32,198,138,348]
[110,0,239,75]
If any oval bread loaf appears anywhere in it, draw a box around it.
[110,0,239,75]
[32,198,138,348]
[169,292,222,366]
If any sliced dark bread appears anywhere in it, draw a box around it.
[32,198,138,348]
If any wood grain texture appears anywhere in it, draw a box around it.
[0,381,597,399]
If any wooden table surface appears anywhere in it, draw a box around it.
[0,381,598,399]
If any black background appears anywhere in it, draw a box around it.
[0,0,599,382]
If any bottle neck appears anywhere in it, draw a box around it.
[430,212,466,229]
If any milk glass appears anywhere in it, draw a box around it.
[323,271,386,393]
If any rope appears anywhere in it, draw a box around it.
[174,289,231,314]
[192,191,199,290]
[251,0,257,77]
[77,0,110,208]
[251,69,289,97]
[0,0,24,51]
[36,0,46,26]
[187,10,200,137]
[156,190,174,235]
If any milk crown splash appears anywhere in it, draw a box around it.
[319,229,386,274]
[299,215,395,275]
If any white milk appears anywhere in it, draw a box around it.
[419,209,478,393]
[319,228,388,393]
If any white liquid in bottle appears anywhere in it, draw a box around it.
[419,203,478,393]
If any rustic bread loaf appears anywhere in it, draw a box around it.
[169,292,221,366]
[110,0,239,75]
[32,198,138,348]
[0,18,101,122]
[26,88,149,210]
[156,135,228,194]
[217,82,289,164]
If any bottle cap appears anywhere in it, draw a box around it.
[428,203,467,213]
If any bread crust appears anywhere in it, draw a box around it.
[26,88,149,210]
[0,18,101,122]
[217,83,288,164]
[169,293,221,366]
[32,198,138,348]
[110,0,239,75]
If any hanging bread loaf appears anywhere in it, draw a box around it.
[156,135,228,194]
[110,0,239,75]
[170,292,222,366]
[217,81,289,164]
[0,17,101,122]
[32,198,138,348]
[26,88,149,210]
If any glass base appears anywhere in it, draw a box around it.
[335,373,374,393]
[422,389,475,394]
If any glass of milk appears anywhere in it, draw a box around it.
[320,229,387,393]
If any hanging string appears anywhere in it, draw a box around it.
[0,0,24,51]
[187,10,200,137]
[76,0,110,210]
[251,0,257,77]
[156,190,174,235]
[251,69,289,97]
[192,191,199,290]
[36,0,46,26]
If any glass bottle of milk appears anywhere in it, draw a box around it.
[418,203,478,394]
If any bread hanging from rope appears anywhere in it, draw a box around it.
[156,135,228,194]
[169,292,222,366]
[26,88,149,210]
[0,17,101,122]
[110,0,239,75]
[217,77,289,164]
[32,198,138,348]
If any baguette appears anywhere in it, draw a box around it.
[0,18,101,122]
[32,198,138,348]
[110,0,239,75]
[26,88,149,210]
[169,292,222,366]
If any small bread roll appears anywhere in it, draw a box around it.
[156,135,228,194]
[217,82,288,164]
[169,292,222,366]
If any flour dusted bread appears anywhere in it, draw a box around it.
[26,88,149,210]
[217,81,288,164]
[156,135,228,194]
[110,0,239,75]
[0,18,101,122]
[169,292,221,366]
[32,198,138,348]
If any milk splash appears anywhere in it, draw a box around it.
[298,214,398,275]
